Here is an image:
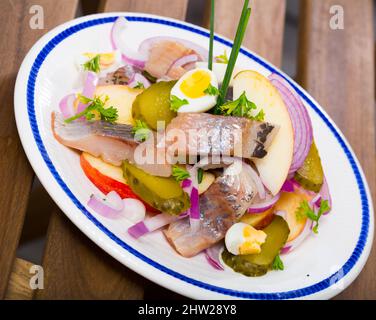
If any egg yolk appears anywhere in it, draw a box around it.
[239,226,267,255]
[84,52,115,67]
[180,70,211,99]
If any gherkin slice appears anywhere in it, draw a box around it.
[222,216,290,277]
[132,81,177,130]
[122,161,190,215]
[294,141,324,193]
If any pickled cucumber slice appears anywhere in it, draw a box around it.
[132,81,177,130]
[122,161,190,215]
[222,215,290,277]
[294,141,324,193]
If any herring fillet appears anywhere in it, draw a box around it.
[51,112,172,177]
[165,113,278,160]
[164,161,258,258]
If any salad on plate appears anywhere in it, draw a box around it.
[51,1,332,277]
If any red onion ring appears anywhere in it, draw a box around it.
[77,72,98,113]
[319,176,332,215]
[268,73,313,174]
[248,193,280,214]
[246,165,266,199]
[128,212,187,239]
[169,54,199,71]
[111,17,147,69]
[281,219,314,254]
[138,36,208,61]
[59,94,76,119]
[205,243,224,271]
[128,73,151,89]
[87,191,124,219]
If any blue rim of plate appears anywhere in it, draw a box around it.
[26,15,370,299]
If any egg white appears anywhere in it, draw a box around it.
[171,68,219,113]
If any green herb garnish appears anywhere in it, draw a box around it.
[296,200,330,234]
[170,95,189,112]
[215,50,229,64]
[219,91,264,120]
[217,1,251,108]
[65,95,118,123]
[197,168,204,184]
[134,82,145,89]
[172,165,191,182]
[132,120,151,142]
[83,54,101,73]
[208,0,215,70]
[204,83,220,96]
[272,254,284,271]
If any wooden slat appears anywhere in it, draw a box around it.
[0,0,78,299]
[297,0,376,299]
[5,258,34,300]
[204,0,286,67]
[36,209,144,299]
[37,0,191,300]
[99,0,188,19]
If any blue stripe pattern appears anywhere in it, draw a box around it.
[26,16,370,299]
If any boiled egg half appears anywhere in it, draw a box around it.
[170,68,219,113]
[76,50,122,75]
[225,222,267,255]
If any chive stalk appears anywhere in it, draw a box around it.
[216,0,251,108]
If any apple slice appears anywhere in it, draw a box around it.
[233,70,294,195]
[241,208,275,229]
[94,85,142,125]
[274,190,313,242]
[80,152,157,212]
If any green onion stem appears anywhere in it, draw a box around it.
[208,0,215,70]
[217,1,251,107]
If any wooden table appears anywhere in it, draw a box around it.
[1,0,374,300]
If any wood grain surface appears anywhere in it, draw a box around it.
[0,0,78,299]
[99,0,189,19]
[204,0,286,67]
[35,209,144,299]
[5,258,34,300]
[297,0,376,299]
[36,0,191,300]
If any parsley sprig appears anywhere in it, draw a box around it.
[132,120,151,142]
[172,165,191,182]
[272,254,284,271]
[134,82,145,89]
[170,95,188,112]
[215,50,229,64]
[83,54,101,73]
[219,91,265,121]
[204,84,220,96]
[64,95,118,123]
[296,200,330,234]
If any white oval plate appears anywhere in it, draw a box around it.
[15,13,374,300]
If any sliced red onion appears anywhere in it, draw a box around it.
[247,165,266,199]
[268,73,313,174]
[128,212,187,239]
[318,176,332,215]
[205,243,224,271]
[128,73,151,89]
[169,54,199,70]
[189,187,200,232]
[281,179,295,193]
[122,198,146,223]
[111,17,147,69]
[310,194,322,208]
[181,179,192,189]
[88,191,124,219]
[138,36,208,61]
[59,94,76,119]
[77,72,98,113]
[281,219,314,254]
[248,193,280,214]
